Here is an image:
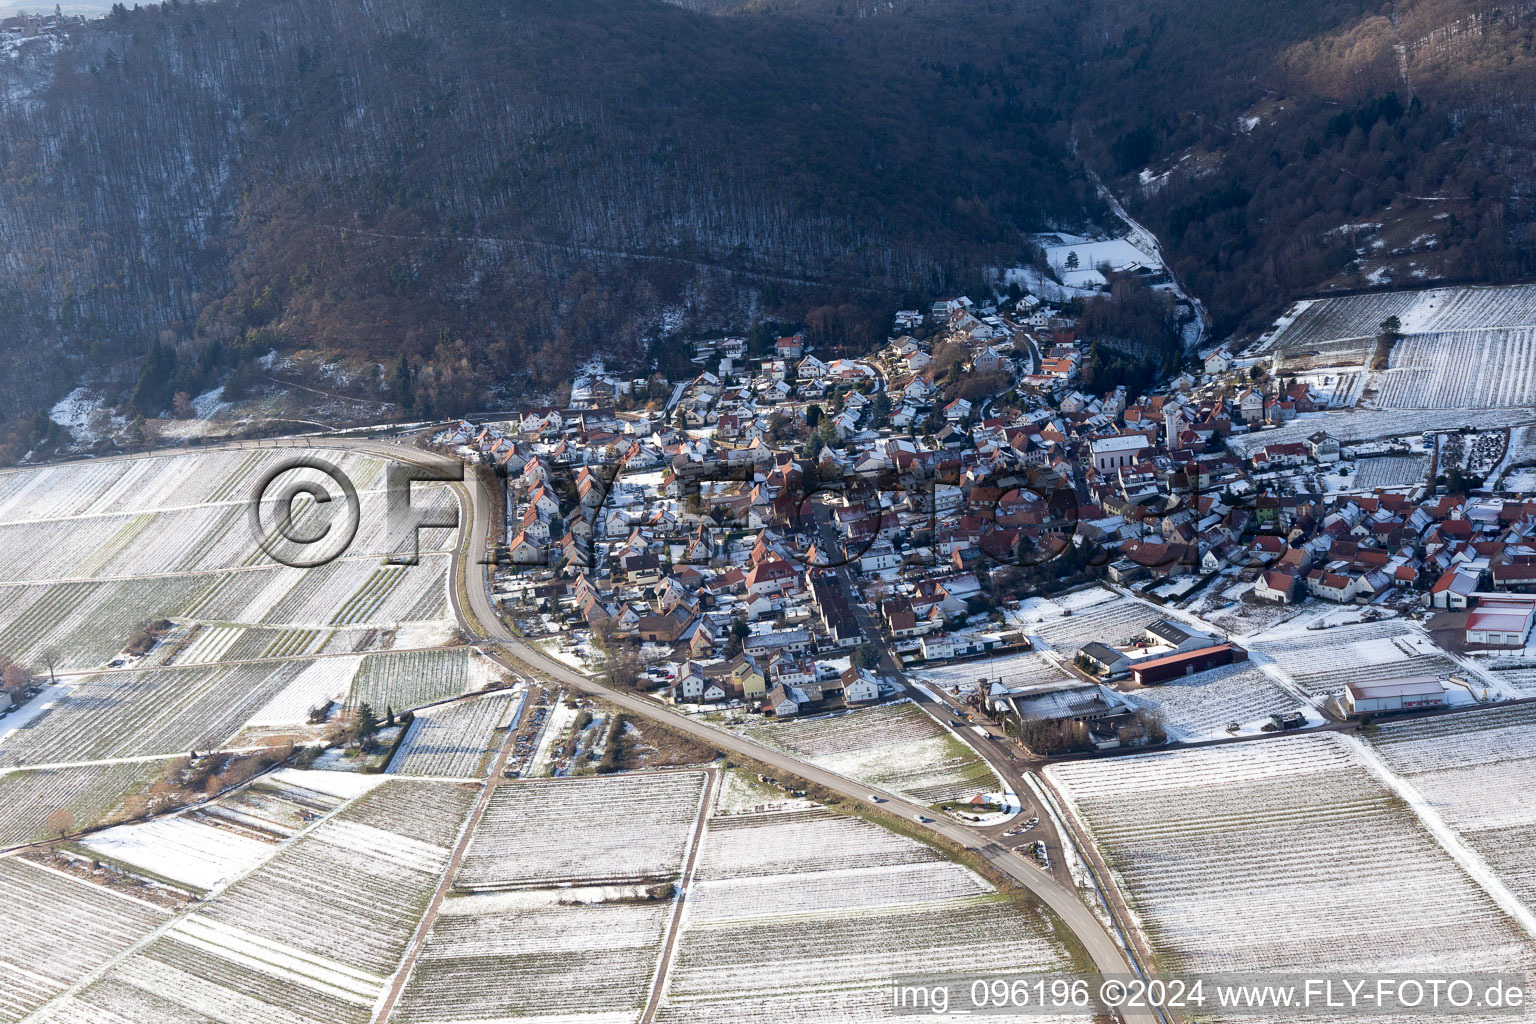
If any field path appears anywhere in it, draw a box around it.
[370,711,521,1023]
[641,767,717,1023]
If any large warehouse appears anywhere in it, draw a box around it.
[1129,644,1246,686]
[1343,677,1448,716]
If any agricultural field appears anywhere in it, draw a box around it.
[921,650,1075,694]
[1125,663,1313,742]
[1025,591,1164,654]
[0,759,173,848]
[1374,329,1536,409]
[391,886,672,1023]
[0,446,458,677]
[732,701,998,805]
[1253,621,1459,698]
[0,662,314,767]
[349,646,492,710]
[386,691,522,777]
[459,772,707,889]
[31,780,488,1024]
[1367,705,1536,915]
[84,814,277,891]
[1224,407,1530,458]
[0,857,169,1022]
[1046,736,1536,993]
[659,798,1088,1023]
[1346,454,1429,490]
[1263,283,1536,354]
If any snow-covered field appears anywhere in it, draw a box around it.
[0,857,169,1022]
[1374,328,1536,409]
[660,799,1088,1023]
[348,646,491,710]
[84,815,275,890]
[0,760,172,847]
[1265,283,1536,353]
[1368,705,1536,915]
[0,662,315,767]
[386,690,520,777]
[1025,590,1164,653]
[0,448,456,675]
[36,779,480,1024]
[1253,621,1459,698]
[393,885,672,1023]
[460,772,707,888]
[1047,735,1536,1001]
[921,650,1075,693]
[1345,454,1429,490]
[1125,663,1314,741]
[1225,407,1532,457]
[733,701,998,805]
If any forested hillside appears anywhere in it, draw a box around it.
[4,0,1536,457]
[0,0,1091,451]
[1073,0,1536,338]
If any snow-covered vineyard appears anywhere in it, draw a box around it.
[1253,620,1461,699]
[1368,705,1536,916]
[661,792,1086,1024]
[729,700,999,805]
[1046,736,1536,1022]
[1265,283,1536,352]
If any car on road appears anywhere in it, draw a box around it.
[868,794,885,803]
[914,814,932,823]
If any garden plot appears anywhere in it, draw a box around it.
[734,701,998,805]
[922,650,1075,694]
[0,760,172,847]
[1047,736,1536,990]
[0,858,169,1022]
[1368,705,1536,915]
[460,772,706,889]
[390,886,672,1024]
[387,691,521,778]
[0,661,311,767]
[1224,407,1530,457]
[1124,663,1314,741]
[661,804,1086,1023]
[1028,592,1164,653]
[1347,454,1429,490]
[84,814,277,891]
[350,646,489,710]
[1375,328,1536,409]
[1254,621,1458,698]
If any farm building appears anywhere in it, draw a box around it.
[1343,677,1448,715]
[1142,620,1221,654]
[1465,597,1536,647]
[1130,644,1247,686]
[1076,641,1130,676]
